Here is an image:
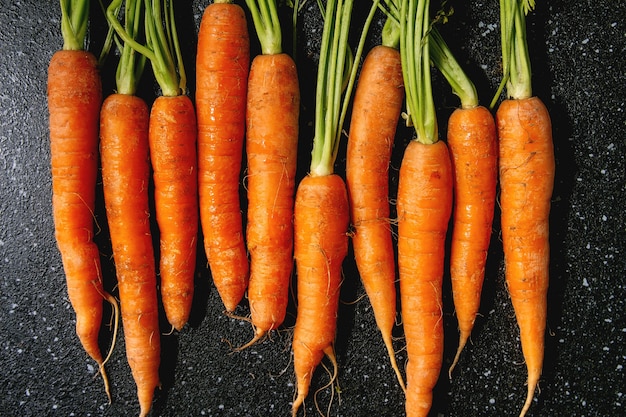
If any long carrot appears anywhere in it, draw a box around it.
[397,1,453,415]
[103,1,162,415]
[429,26,498,377]
[196,0,250,313]
[48,0,117,400]
[242,0,300,347]
[492,1,554,415]
[291,1,380,415]
[102,3,160,416]
[345,7,405,390]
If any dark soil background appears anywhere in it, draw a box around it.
[1,1,624,416]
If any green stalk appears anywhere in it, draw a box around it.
[115,0,146,96]
[309,0,379,177]
[400,0,437,144]
[60,0,89,50]
[490,0,534,107]
[246,0,282,55]
[106,0,184,97]
[429,26,478,108]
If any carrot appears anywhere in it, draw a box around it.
[149,94,198,331]
[291,1,380,415]
[103,1,162,415]
[48,0,117,400]
[196,0,250,313]
[491,1,554,415]
[345,11,405,390]
[429,26,498,376]
[242,0,300,347]
[396,1,453,415]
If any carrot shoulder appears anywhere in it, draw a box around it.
[48,48,112,393]
[497,96,553,416]
[196,1,250,312]
[100,94,160,417]
[346,44,405,389]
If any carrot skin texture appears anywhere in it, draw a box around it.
[447,105,497,372]
[100,94,160,417]
[246,53,300,336]
[48,50,107,368]
[346,45,405,388]
[397,140,453,417]
[496,96,554,416]
[149,95,198,331]
[196,3,250,312]
[292,174,349,416]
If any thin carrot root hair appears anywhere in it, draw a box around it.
[292,346,338,417]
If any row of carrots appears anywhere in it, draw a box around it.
[47,0,554,416]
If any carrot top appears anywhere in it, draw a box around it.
[246,0,282,55]
[491,0,535,107]
[429,26,478,109]
[309,0,380,177]
[399,0,437,144]
[59,0,89,51]
[107,0,186,97]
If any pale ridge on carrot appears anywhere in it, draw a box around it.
[196,1,250,312]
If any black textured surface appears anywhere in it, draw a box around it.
[1,1,625,416]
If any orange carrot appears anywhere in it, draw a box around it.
[244,0,300,346]
[497,96,553,417]
[48,0,116,399]
[100,94,160,417]
[104,1,161,415]
[397,140,452,416]
[492,1,554,415]
[397,1,453,415]
[429,27,498,375]
[346,40,405,389]
[196,0,250,312]
[291,1,380,414]
[447,105,497,368]
[149,94,198,331]
[292,174,349,415]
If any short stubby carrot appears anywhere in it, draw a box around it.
[291,174,349,416]
[447,105,497,373]
[196,1,250,312]
[346,44,405,389]
[246,52,300,342]
[149,95,198,331]
[397,140,453,417]
[100,93,161,417]
[497,96,554,416]
[48,49,111,384]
